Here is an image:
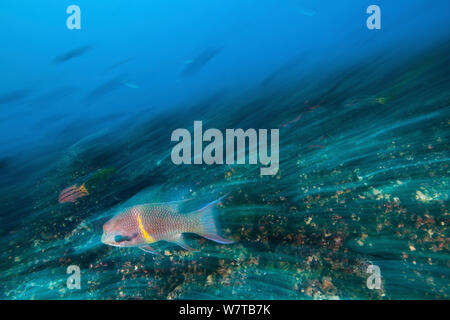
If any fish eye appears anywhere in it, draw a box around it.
[114,235,131,243]
[114,233,138,243]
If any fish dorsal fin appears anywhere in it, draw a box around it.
[140,198,193,212]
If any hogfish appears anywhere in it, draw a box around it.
[101,196,233,254]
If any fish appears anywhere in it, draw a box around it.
[180,47,223,77]
[85,167,116,185]
[101,58,133,74]
[344,96,387,107]
[84,79,121,103]
[29,87,74,106]
[58,183,89,203]
[298,9,316,17]
[101,196,233,254]
[0,89,30,105]
[122,81,140,89]
[57,168,115,204]
[52,45,93,64]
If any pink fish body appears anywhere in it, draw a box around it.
[58,184,89,203]
[101,196,233,254]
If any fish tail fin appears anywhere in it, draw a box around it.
[194,194,233,244]
[78,183,89,195]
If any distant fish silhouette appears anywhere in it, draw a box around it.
[298,8,316,17]
[52,45,93,64]
[122,81,140,89]
[0,89,29,105]
[101,58,133,74]
[180,47,223,77]
[0,157,10,171]
[29,87,74,106]
[84,79,121,103]
[260,52,307,89]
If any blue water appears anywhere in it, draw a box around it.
[0,0,449,299]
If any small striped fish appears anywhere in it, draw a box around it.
[101,196,233,254]
[58,184,89,203]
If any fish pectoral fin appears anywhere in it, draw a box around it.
[139,245,160,255]
[171,234,198,252]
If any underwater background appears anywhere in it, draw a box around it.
[0,0,449,299]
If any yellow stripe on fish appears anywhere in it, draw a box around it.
[137,214,155,243]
